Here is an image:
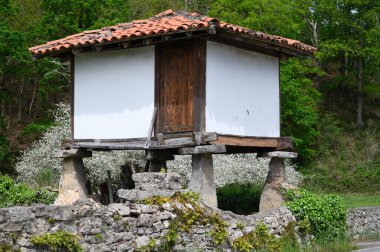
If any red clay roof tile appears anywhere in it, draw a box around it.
[29,10,316,57]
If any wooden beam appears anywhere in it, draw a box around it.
[72,48,84,54]
[212,134,278,148]
[144,38,152,46]
[178,144,226,155]
[55,149,92,158]
[122,42,130,48]
[257,151,297,159]
[276,137,294,151]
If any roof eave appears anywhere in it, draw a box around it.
[30,28,211,59]
[30,27,316,59]
[213,28,316,58]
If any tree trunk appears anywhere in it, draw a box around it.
[17,83,24,122]
[357,57,364,129]
[305,18,318,47]
[28,80,37,120]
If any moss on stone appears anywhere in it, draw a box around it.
[31,230,83,252]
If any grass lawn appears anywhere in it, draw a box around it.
[340,193,380,209]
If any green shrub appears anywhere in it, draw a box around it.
[285,189,347,241]
[0,174,56,208]
[217,183,263,215]
[21,121,53,137]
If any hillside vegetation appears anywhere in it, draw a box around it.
[0,0,379,193]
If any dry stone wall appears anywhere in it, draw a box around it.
[0,173,298,252]
[3,172,377,251]
[347,207,380,240]
[0,200,296,252]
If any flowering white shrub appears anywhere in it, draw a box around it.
[15,103,144,187]
[16,103,302,189]
[168,154,302,188]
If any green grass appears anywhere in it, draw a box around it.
[340,193,380,209]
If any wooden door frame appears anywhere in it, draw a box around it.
[154,38,206,136]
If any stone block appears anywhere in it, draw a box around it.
[1,222,23,232]
[47,205,74,221]
[117,189,177,202]
[109,203,130,216]
[135,236,150,248]
[137,214,154,227]
[8,207,35,222]
[132,172,182,191]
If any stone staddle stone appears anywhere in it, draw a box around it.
[189,154,217,208]
[54,157,88,205]
[259,156,296,212]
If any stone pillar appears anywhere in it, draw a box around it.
[189,154,217,208]
[54,149,92,205]
[259,151,297,212]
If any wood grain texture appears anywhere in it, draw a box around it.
[212,134,279,147]
[157,41,194,133]
[193,39,206,132]
[70,54,75,139]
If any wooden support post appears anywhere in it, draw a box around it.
[189,154,217,208]
[54,149,92,205]
[144,150,174,172]
[149,160,167,172]
[106,170,113,204]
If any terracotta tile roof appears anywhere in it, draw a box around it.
[29,10,316,57]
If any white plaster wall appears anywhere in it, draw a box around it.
[74,46,154,139]
[206,41,280,137]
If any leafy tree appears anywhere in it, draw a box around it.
[281,58,322,159]
[209,0,304,39]
[317,0,380,128]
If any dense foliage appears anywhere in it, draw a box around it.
[285,189,347,241]
[0,173,56,208]
[216,183,262,214]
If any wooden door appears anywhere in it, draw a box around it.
[157,42,195,133]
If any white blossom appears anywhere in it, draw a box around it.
[15,103,144,187]
[168,154,302,188]
[16,103,302,189]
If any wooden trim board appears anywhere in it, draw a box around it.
[211,134,279,148]
[72,133,292,153]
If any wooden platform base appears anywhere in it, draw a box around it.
[72,132,293,154]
